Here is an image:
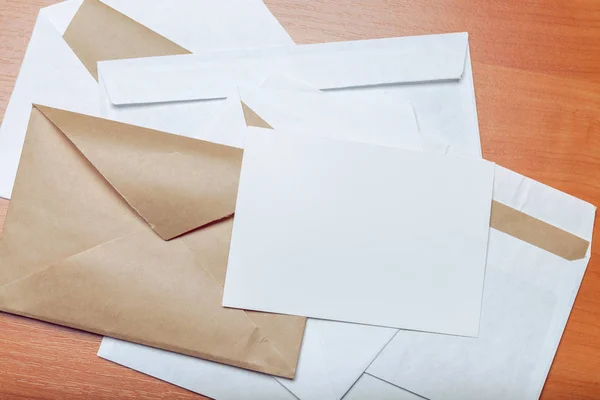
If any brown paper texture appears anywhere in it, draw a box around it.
[63,0,190,79]
[242,101,273,129]
[490,200,589,261]
[0,106,305,378]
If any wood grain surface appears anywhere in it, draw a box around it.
[1,0,600,399]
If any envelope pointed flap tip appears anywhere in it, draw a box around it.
[63,0,190,79]
[0,230,298,378]
[34,105,243,240]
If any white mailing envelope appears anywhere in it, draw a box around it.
[98,77,424,400]
[336,133,595,399]
[0,0,293,200]
[97,32,480,157]
[365,163,596,400]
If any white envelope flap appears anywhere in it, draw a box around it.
[237,86,423,151]
[99,32,469,106]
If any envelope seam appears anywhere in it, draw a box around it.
[0,231,141,291]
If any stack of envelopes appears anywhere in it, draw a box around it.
[0,1,595,399]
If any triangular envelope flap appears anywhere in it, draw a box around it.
[0,229,297,378]
[35,105,243,240]
[100,32,469,106]
[63,0,190,80]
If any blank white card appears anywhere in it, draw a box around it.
[223,129,495,336]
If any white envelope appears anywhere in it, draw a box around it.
[366,163,596,400]
[98,77,419,400]
[223,128,494,335]
[0,0,293,200]
[98,32,480,157]
[347,134,595,399]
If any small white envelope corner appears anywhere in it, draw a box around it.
[223,128,495,336]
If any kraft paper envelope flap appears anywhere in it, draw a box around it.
[98,32,481,157]
[0,105,305,378]
[35,105,241,241]
[0,0,294,201]
[64,0,190,79]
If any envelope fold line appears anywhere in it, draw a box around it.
[33,105,244,241]
[0,229,298,378]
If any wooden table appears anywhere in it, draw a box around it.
[1,0,599,398]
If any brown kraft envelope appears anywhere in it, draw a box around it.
[0,105,306,378]
[63,0,190,80]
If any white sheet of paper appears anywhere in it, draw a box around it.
[366,164,596,400]
[223,129,494,335]
[97,76,413,400]
[98,32,481,158]
[0,0,293,200]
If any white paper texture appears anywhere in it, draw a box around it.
[367,165,596,400]
[99,32,481,158]
[224,129,494,335]
[0,0,293,200]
